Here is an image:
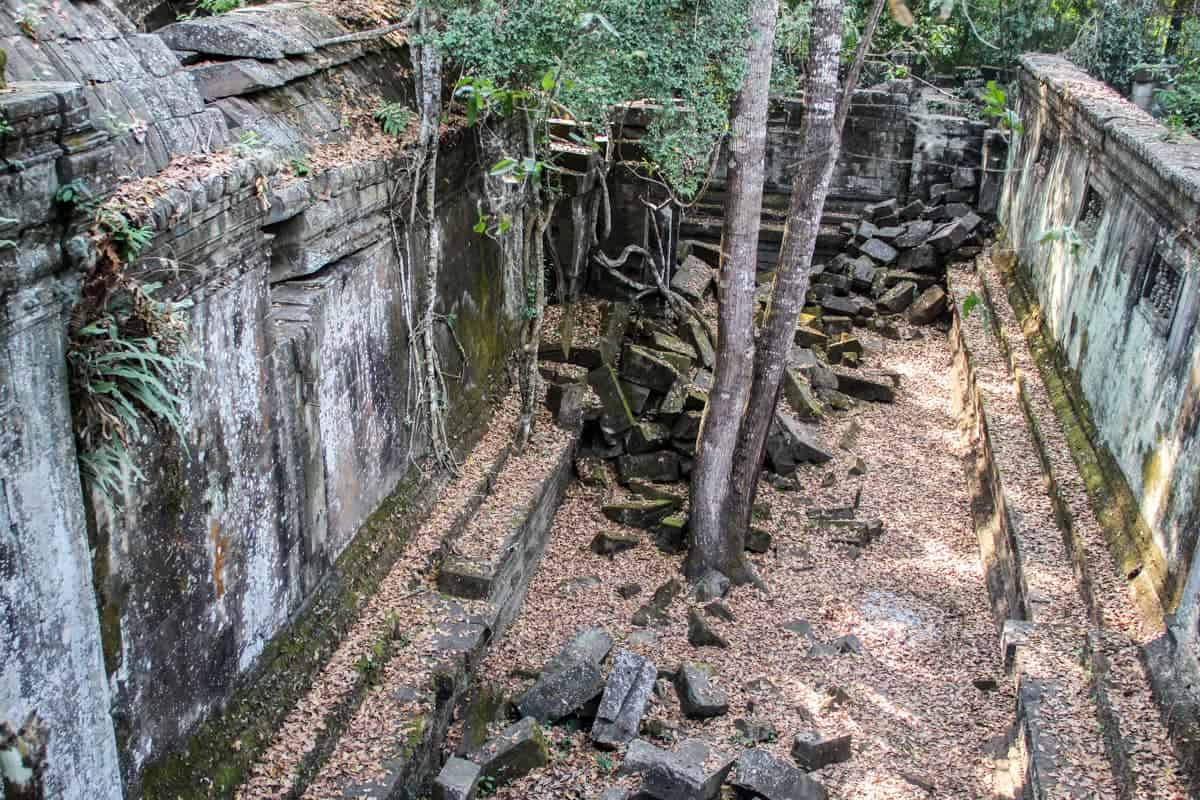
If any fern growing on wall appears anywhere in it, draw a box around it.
[67,203,198,502]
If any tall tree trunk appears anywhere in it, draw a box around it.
[726,0,887,535]
[686,0,781,583]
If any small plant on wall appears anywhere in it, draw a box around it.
[67,200,199,501]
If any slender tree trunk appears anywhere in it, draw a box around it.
[686,0,780,583]
[726,0,887,534]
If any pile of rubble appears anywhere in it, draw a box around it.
[434,627,844,800]
[544,189,980,552]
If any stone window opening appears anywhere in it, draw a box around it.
[1140,245,1183,333]
[1077,184,1106,242]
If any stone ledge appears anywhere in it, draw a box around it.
[1020,53,1200,216]
[438,436,578,635]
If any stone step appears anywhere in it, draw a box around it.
[948,264,1087,628]
[1006,622,1122,799]
[438,431,577,635]
[300,421,576,797]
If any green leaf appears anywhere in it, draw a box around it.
[541,70,556,92]
[490,158,518,176]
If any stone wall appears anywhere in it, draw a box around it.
[1000,55,1200,621]
[0,2,523,795]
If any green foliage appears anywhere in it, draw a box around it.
[478,775,497,797]
[431,0,753,198]
[374,102,415,136]
[197,0,244,14]
[962,291,982,318]
[290,156,311,177]
[595,753,615,771]
[1157,19,1200,137]
[0,117,11,136]
[1069,0,1160,94]
[69,281,196,500]
[474,211,513,237]
[233,130,264,156]
[95,209,155,263]
[56,179,96,213]
[981,80,1024,133]
[1040,225,1086,256]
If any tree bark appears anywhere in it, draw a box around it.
[725,0,886,535]
[686,0,780,582]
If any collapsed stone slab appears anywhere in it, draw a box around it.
[516,628,613,723]
[592,649,658,748]
[621,738,735,800]
[732,748,828,800]
[766,413,834,474]
[674,663,729,719]
[472,717,549,788]
[791,732,853,771]
[434,756,481,800]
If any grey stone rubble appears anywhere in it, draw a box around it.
[731,748,828,800]
[434,756,482,800]
[592,649,658,748]
[516,627,614,723]
[791,732,853,771]
[674,663,730,719]
[621,738,735,800]
[470,717,549,788]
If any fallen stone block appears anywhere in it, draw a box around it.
[819,295,865,318]
[687,607,729,649]
[767,413,834,474]
[588,365,636,435]
[791,732,853,771]
[672,255,715,302]
[733,748,828,800]
[783,369,824,421]
[516,628,613,723]
[622,738,735,800]
[591,532,641,556]
[832,368,896,403]
[899,199,925,220]
[633,578,684,627]
[856,238,898,264]
[907,286,947,325]
[927,220,968,254]
[893,219,934,249]
[618,452,682,484]
[546,381,587,429]
[603,499,678,529]
[745,527,773,553]
[864,199,898,219]
[473,717,549,787]
[627,422,672,455]
[897,244,938,273]
[623,345,681,391]
[434,756,481,800]
[827,336,862,365]
[653,513,688,554]
[877,281,917,313]
[593,649,658,748]
[675,663,729,719]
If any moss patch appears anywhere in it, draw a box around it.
[999,256,1176,616]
